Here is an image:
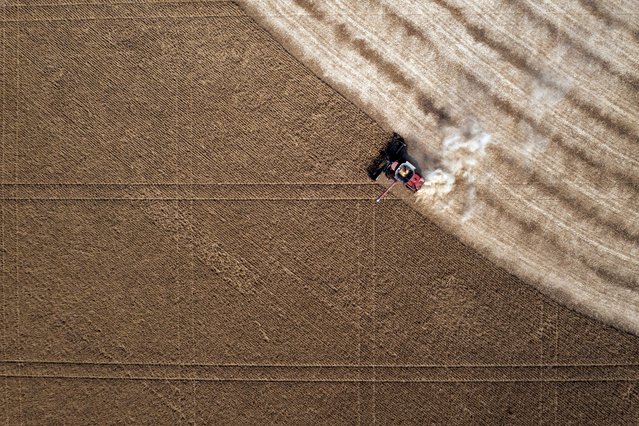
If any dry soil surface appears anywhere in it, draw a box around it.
[1,1,638,424]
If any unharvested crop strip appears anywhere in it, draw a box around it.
[512,0,639,89]
[427,0,639,142]
[461,70,639,187]
[486,172,639,287]
[480,194,639,295]
[292,0,454,127]
[496,150,639,242]
[371,0,639,240]
[577,0,639,38]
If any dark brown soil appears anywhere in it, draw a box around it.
[1,2,637,424]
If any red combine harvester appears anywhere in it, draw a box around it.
[367,133,425,203]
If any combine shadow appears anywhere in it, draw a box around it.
[366,133,424,180]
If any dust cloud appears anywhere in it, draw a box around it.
[415,119,492,222]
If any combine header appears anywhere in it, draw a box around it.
[367,133,425,203]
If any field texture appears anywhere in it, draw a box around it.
[1,1,638,424]
[237,0,639,335]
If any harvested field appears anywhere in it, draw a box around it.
[236,0,639,335]
[1,1,638,424]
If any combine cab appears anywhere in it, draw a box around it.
[368,133,425,203]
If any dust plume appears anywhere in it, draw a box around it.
[520,45,574,162]
[415,119,492,222]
